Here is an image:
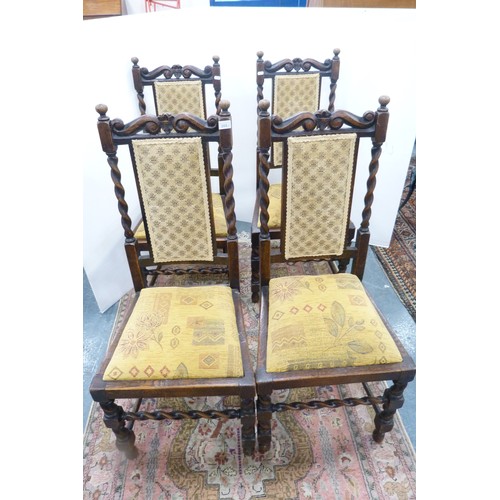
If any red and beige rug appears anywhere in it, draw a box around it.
[83,237,416,499]
[372,155,416,321]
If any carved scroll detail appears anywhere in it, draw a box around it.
[173,113,218,133]
[109,113,219,137]
[110,116,162,136]
[140,64,213,81]
[147,266,228,277]
[264,57,332,74]
[271,109,376,134]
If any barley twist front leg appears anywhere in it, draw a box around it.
[373,381,407,443]
[100,400,138,459]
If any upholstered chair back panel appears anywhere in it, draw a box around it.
[132,137,214,263]
[284,133,357,260]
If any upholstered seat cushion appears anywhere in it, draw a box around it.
[257,183,282,230]
[104,285,244,381]
[266,274,403,372]
[135,194,228,240]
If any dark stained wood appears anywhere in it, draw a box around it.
[254,97,416,451]
[130,56,222,118]
[91,101,256,457]
[373,381,408,443]
[99,400,137,459]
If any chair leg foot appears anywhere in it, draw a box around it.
[241,397,256,456]
[257,392,272,453]
[120,432,139,460]
[242,438,255,456]
[100,400,138,459]
[372,429,385,443]
[337,258,349,273]
[373,381,407,444]
[258,435,271,453]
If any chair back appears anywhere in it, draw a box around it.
[256,96,390,285]
[256,50,341,168]
[132,136,216,263]
[131,56,222,117]
[95,100,239,289]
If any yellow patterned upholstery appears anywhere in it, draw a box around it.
[285,134,356,259]
[211,194,228,237]
[273,73,321,120]
[266,274,403,372]
[153,80,205,117]
[256,183,282,230]
[135,194,227,240]
[104,286,244,381]
[132,137,213,262]
[273,73,320,166]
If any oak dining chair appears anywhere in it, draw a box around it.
[91,100,256,457]
[253,97,416,452]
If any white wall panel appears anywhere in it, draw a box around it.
[83,5,415,311]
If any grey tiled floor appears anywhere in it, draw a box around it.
[83,272,118,430]
[83,232,416,449]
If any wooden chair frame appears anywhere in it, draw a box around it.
[254,97,416,452]
[123,55,227,291]
[255,48,341,169]
[130,57,228,284]
[251,49,356,302]
[131,55,221,118]
[91,100,256,458]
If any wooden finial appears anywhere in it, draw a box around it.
[258,100,270,113]
[131,57,139,65]
[333,48,340,57]
[220,99,230,113]
[378,95,390,108]
[95,104,108,117]
[257,51,264,60]
[374,96,390,144]
[213,55,220,64]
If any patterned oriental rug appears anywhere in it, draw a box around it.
[372,155,416,321]
[83,236,416,499]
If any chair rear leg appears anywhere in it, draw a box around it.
[373,381,407,443]
[257,391,273,453]
[240,397,256,456]
[337,259,350,273]
[251,231,260,303]
[100,400,138,459]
